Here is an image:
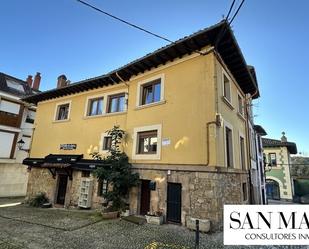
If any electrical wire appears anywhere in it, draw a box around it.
[75,0,210,56]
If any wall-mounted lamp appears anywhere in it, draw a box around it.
[167,170,171,176]
[17,139,30,152]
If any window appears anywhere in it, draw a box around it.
[240,136,246,170]
[225,125,234,168]
[268,153,277,166]
[0,131,16,158]
[137,130,158,154]
[97,179,108,196]
[88,97,103,116]
[242,182,248,201]
[56,103,70,120]
[132,124,162,160]
[141,79,161,105]
[81,171,90,177]
[102,136,112,151]
[223,74,231,102]
[238,94,244,116]
[107,94,125,113]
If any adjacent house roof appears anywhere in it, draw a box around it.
[0,72,39,98]
[262,138,298,154]
[22,21,259,105]
[254,125,267,136]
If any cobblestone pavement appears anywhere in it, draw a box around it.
[0,205,308,249]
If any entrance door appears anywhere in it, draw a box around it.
[266,180,280,200]
[167,183,182,223]
[140,180,151,215]
[56,175,68,205]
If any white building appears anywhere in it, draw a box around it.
[0,72,39,197]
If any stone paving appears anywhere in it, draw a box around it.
[0,203,308,249]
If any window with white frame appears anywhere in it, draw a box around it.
[55,102,70,121]
[238,94,244,116]
[87,97,104,116]
[223,73,231,103]
[107,93,125,113]
[224,123,234,168]
[137,74,164,107]
[132,124,161,160]
[239,135,246,170]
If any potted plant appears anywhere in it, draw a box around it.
[145,210,164,225]
[91,126,139,219]
[101,205,119,219]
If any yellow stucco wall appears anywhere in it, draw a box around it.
[30,51,248,168]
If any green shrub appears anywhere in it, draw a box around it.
[29,192,49,207]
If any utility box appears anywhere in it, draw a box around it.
[78,179,93,208]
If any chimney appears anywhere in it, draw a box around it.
[32,72,41,90]
[281,131,287,142]
[26,75,33,87]
[57,74,68,88]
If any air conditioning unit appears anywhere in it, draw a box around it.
[78,179,93,208]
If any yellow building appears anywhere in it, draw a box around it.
[23,21,259,230]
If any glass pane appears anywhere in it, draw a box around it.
[145,86,153,104]
[90,99,98,116]
[149,137,157,152]
[154,83,161,102]
[58,105,68,120]
[118,96,125,112]
[97,98,103,114]
[110,97,118,113]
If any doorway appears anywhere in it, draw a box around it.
[140,180,151,215]
[56,174,68,205]
[166,182,182,223]
[266,179,280,200]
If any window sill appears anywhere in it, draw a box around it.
[237,112,246,121]
[52,119,70,123]
[83,111,127,120]
[135,100,166,110]
[132,153,161,160]
[221,96,234,110]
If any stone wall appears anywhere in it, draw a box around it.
[26,168,57,202]
[0,163,29,197]
[130,166,249,231]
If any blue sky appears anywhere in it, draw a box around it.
[1,0,308,154]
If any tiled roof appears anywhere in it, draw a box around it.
[22,21,259,105]
[262,138,297,154]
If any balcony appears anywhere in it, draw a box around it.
[0,111,21,128]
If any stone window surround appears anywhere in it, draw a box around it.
[99,132,112,154]
[83,89,128,118]
[132,124,162,160]
[239,130,246,170]
[223,120,235,168]
[136,74,165,108]
[53,100,72,122]
[222,70,233,107]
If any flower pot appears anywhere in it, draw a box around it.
[101,211,119,219]
[121,209,130,217]
[145,215,164,225]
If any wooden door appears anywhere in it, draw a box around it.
[56,175,68,205]
[140,180,150,215]
[167,183,182,223]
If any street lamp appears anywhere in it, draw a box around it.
[17,139,29,152]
